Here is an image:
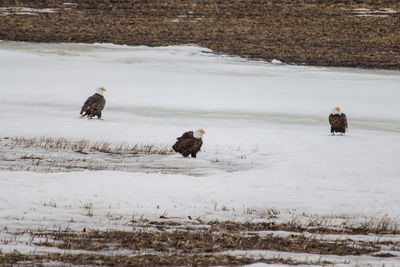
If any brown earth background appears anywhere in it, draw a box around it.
[1,0,400,69]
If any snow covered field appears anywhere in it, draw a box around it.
[0,41,400,266]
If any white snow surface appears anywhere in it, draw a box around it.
[352,8,399,17]
[0,41,400,265]
[0,7,59,16]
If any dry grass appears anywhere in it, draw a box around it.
[352,215,398,234]
[0,252,332,266]
[83,202,94,217]
[6,137,174,155]
[0,136,182,174]
[1,215,399,266]
[2,217,395,266]
[206,216,400,235]
[265,208,280,219]
[42,200,57,208]
[31,227,375,255]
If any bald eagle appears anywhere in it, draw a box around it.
[329,107,348,135]
[80,87,106,119]
[173,129,206,158]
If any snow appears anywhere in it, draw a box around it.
[351,8,398,17]
[0,41,400,265]
[270,59,283,65]
[0,7,59,16]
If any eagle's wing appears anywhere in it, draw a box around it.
[173,131,196,154]
[97,97,106,111]
[328,114,334,125]
[177,131,193,140]
[342,113,348,128]
[193,138,203,152]
[80,94,103,115]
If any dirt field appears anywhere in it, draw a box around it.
[1,0,400,69]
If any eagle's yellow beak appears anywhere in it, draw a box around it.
[336,107,341,112]
[101,88,107,92]
[200,129,206,134]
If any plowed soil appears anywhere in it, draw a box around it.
[1,0,400,69]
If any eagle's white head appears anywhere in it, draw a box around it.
[331,107,342,115]
[193,128,206,139]
[96,87,107,95]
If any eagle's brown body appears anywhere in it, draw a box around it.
[329,113,348,134]
[172,131,203,158]
[80,93,106,119]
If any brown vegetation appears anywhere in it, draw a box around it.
[1,215,399,266]
[0,136,178,173]
[33,228,375,255]
[5,137,173,155]
[0,253,329,266]
[3,216,399,266]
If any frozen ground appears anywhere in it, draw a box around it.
[0,41,400,266]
